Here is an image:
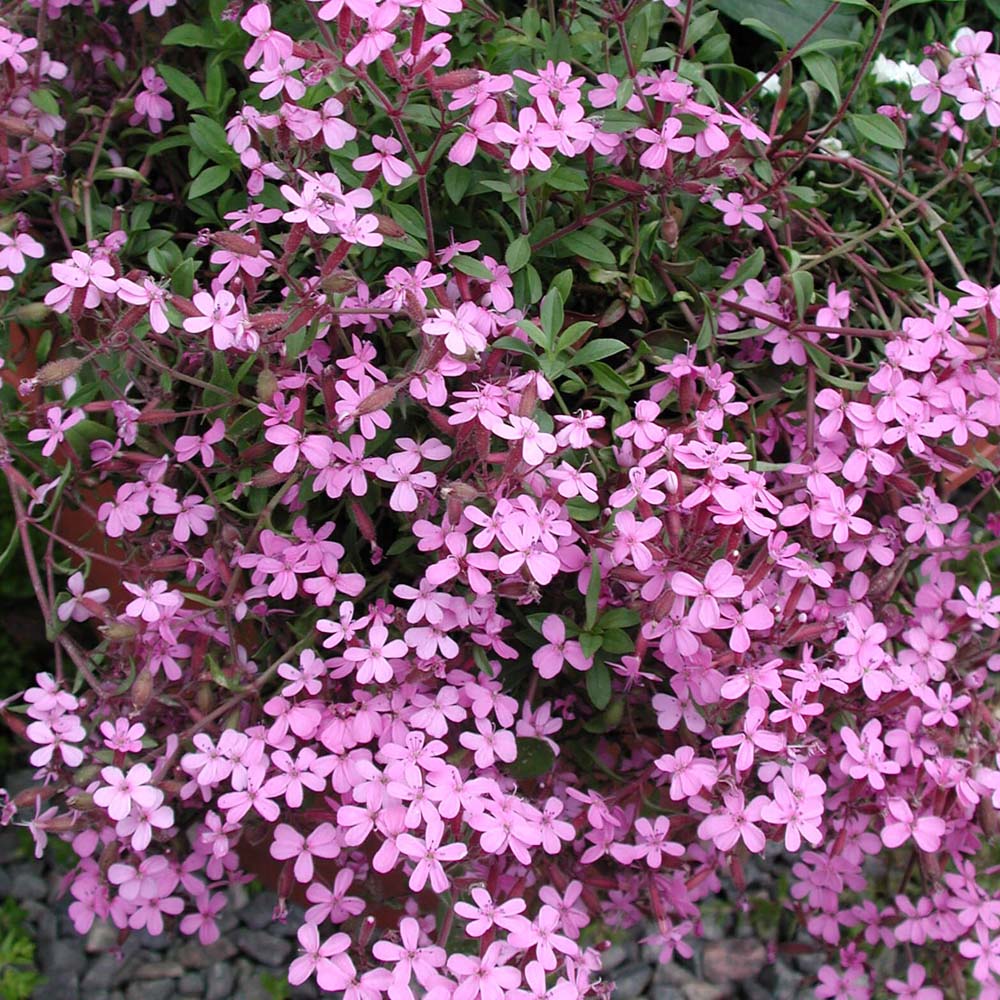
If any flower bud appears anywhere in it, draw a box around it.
[251,468,287,487]
[132,667,154,711]
[371,214,406,238]
[321,271,359,295]
[211,232,261,257]
[355,382,398,415]
[12,302,53,325]
[0,116,36,138]
[256,369,279,402]
[196,683,214,715]
[428,69,483,91]
[67,791,95,810]
[34,357,83,386]
[100,622,139,641]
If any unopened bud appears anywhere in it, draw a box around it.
[0,116,36,137]
[148,554,189,573]
[355,382,398,415]
[136,409,175,426]
[371,214,406,238]
[256,369,279,402]
[250,311,288,333]
[13,784,58,809]
[35,357,83,386]
[428,69,483,91]
[67,791,95,810]
[321,271,359,294]
[100,622,139,641]
[12,302,53,325]
[211,232,261,256]
[196,683,214,715]
[132,668,154,710]
[251,467,287,487]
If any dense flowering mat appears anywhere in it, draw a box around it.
[1,0,1000,996]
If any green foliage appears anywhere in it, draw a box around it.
[0,901,42,1000]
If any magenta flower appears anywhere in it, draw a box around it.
[396,814,468,892]
[93,764,159,822]
[713,191,767,231]
[447,942,521,1000]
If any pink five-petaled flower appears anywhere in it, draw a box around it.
[880,799,946,853]
[493,107,559,171]
[459,717,517,769]
[507,904,579,971]
[696,789,769,853]
[759,763,825,851]
[58,572,110,623]
[396,814,468,892]
[353,135,413,186]
[531,615,592,679]
[290,923,353,991]
[342,622,408,684]
[270,823,341,882]
[371,915,446,991]
[455,887,528,937]
[447,942,522,1000]
[422,302,488,358]
[635,117,694,169]
[670,559,744,630]
[713,192,767,231]
[182,289,247,351]
[28,407,84,457]
[92,764,159,822]
[493,416,557,467]
[886,963,943,1000]
[654,746,718,801]
[612,511,662,572]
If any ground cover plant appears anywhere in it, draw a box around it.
[2,0,1000,994]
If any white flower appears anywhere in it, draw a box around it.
[871,53,923,88]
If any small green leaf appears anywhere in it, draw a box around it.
[508,738,556,779]
[850,112,904,150]
[158,64,206,109]
[540,289,564,350]
[29,90,60,116]
[189,115,239,165]
[586,660,612,711]
[723,247,765,291]
[189,164,230,199]
[801,51,841,104]
[570,338,628,368]
[452,255,494,281]
[555,230,616,267]
[505,236,531,274]
[162,24,210,45]
[443,164,471,205]
[790,271,815,320]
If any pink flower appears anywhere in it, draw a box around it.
[342,622,408,684]
[290,923,354,991]
[270,822,341,882]
[459,718,517,769]
[422,303,489,357]
[696,790,768,853]
[713,192,767,231]
[493,107,559,171]
[353,135,413,186]
[670,560,744,629]
[448,942,521,1000]
[886,963,942,1000]
[531,615,592,678]
[396,814,468,892]
[58,572,110,623]
[28,406,84,457]
[455,887,528,937]
[93,764,159,821]
[635,117,694,169]
[880,799,945,853]
[611,511,662,572]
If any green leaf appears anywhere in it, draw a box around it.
[588,362,630,394]
[452,255,494,281]
[586,660,612,711]
[723,247,765,290]
[585,550,601,631]
[790,271,814,320]
[801,51,841,104]
[540,289,564,350]
[850,112,905,150]
[443,164,471,205]
[492,334,538,356]
[162,24,210,46]
[570,338,628,368]
[189,164,230,199]
[555,229,616,267]
[285,325,318,362]
[189,115,239,165]
[712,0,859,48]
[555,320,596,354]
[551,268,574,303]
[158,64,206,109]
[507,738,556,779]
[515,320,550,351]
[506,236,532,274]
[29,89,60,116]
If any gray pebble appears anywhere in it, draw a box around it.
[602,944,629,972]
[651,988,686,1000]
[134,960,185,979]
[130,929,172,953]
[290,981,319,999]
[12,871,47,901]
[32,971,79,1000]
[613,963,653,1000]
[235,927,292,966]
[681,985,728,1000]
[39,938,87,975]
[238,890,278,930]
[125,979,175,1000]
[86,922,119,954]
[175,937,238,968]
[654,963,696,988]
[205,961,236,1000]
[82,953,121,991]
[178,971,205,996]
